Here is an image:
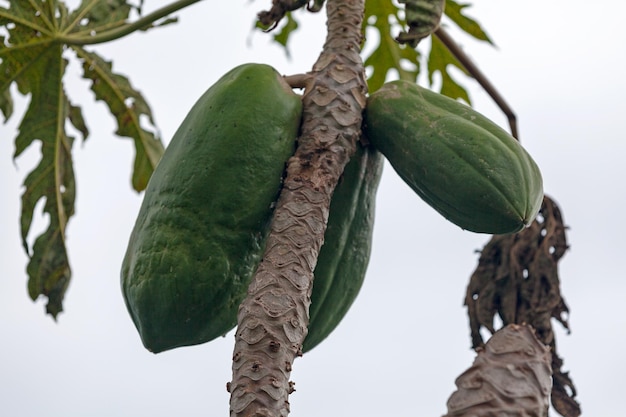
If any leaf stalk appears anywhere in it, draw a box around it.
[55,0,206,45]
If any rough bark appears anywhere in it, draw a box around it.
[444,324,553,417]
[228,1,367,416]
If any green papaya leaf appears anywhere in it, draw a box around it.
[0,86,12,120]
[74,48,163,191]
[15,45,76,318]
[1,0,165,317]
[261,0,422,91]
[444,0,493,44]
[427,34,471,103]
[273,12,299,58]
[363,0,420,93]
[68,0,133,35]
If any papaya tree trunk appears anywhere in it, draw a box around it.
[444,324,553,417]
[227,0,367,416]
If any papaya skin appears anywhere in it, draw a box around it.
[364,80,543,234]
[121,63,382,354]
[303,144,384,352]
[121,63,302,353]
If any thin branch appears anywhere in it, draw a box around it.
[434,27,519,140]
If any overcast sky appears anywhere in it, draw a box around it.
[2,1,625,416]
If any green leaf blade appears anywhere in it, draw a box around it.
[67,0,132,37]
[0,2,57,121]
[0,85,13,120]
[0,1,53,38]
[427,34,471,104]
[444,0,493,44]
[363,0,420,93]
[273,12,299,58]
[13,42,76,318]
[26,229,71,319]
[74,47,163,191]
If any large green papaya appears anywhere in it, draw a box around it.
[303,144,384,352]
[121,63,302,353]
[364,80,543,234]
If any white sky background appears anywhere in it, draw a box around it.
[1,0,625,416]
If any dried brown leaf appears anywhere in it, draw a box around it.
[464,195,581,417]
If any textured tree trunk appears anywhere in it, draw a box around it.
[444,324,553,417]
[227,1,367,416]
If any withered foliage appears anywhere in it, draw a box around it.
[257,0,309,28]
[465,195,581,417]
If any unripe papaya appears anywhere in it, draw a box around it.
[303,145,384,352]
[364,80,543,234]
[121,63,302,353]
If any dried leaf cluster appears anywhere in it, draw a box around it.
[465,196,581,416]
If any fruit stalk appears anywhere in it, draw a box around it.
[227,0,367,416]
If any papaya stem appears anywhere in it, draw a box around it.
[228,0,367,416]
[434,27,519,140]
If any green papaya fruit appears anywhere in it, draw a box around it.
[121,63,302,353]
[303,144,384,352]
[364,80,543,234]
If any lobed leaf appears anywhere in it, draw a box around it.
[1,0,164,317]
[74,47,163,191]
[260,0,493,103]
[0,2,76,317]
[427,33,471,103]
[444,0,493,44]
[0,2,53,122]
[273,12,299,58]
[363,0,420,93]
[12,43,77,319]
